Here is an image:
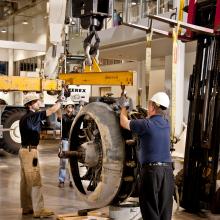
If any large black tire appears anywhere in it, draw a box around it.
[1,108,26,154]
[69,102,137,208]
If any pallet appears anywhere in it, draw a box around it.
[56,208,110,220]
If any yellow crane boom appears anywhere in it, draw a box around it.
[59,71,133,86]
[0,76,63,92]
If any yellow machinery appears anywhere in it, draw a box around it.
[0,0,134,156]
[59,59,133,86]
[0,56,133,155]
[0,76,63,92]
[59,71,133,86]
[0,66,133,92]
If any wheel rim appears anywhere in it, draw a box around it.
[69,102,138,208]
[69,103,125,207]
[72,114,103,194]
[9,120,21,143]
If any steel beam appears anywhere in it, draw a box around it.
[59,71,133,85]
[123,22,170,36]
[148,15,215,36]
[0,76,63,92]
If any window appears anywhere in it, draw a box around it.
[0,61,8,75]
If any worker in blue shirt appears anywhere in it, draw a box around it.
[120,92,174,220]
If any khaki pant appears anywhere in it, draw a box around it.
[19,148,44,213]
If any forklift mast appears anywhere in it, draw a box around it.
[181,0,220,213]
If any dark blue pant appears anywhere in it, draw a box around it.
[139,165,174,220]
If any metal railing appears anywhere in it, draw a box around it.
[109,0,175,26]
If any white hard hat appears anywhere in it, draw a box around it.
[23,94,39,106]
[150,92,169,109]
[64,100,75,107]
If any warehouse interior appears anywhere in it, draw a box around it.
[0,0,220,219]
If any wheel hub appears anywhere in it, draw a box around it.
[81,141,100,168]
[10,120,21,143]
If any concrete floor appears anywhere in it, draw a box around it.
[0,139,219,220]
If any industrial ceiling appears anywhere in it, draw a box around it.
[0,0,47,28]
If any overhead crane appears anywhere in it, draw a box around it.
[0,0,133,155]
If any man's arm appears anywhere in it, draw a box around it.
[46,102,61,117]
[56,108,62,120]
[120,107,130,130]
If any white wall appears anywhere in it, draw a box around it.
[0,49,9,61]
[148,69,165,99]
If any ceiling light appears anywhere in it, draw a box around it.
[22,20,28,25]
[131,2,137,5]
[1,29,7,33]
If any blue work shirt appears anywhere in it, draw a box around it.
[130,115,171,165]
[19,110,47,146]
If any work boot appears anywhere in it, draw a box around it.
[58,181,64,188]
[69,181,73,188]
[22,209,34,215]
[33,208,54,218]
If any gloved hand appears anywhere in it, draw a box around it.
[63,85,71,98]
[56,84,70,103]
[118,96,130,109]
[56,95,64,103]
[56,91,66,103]
[58,151,66,158]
